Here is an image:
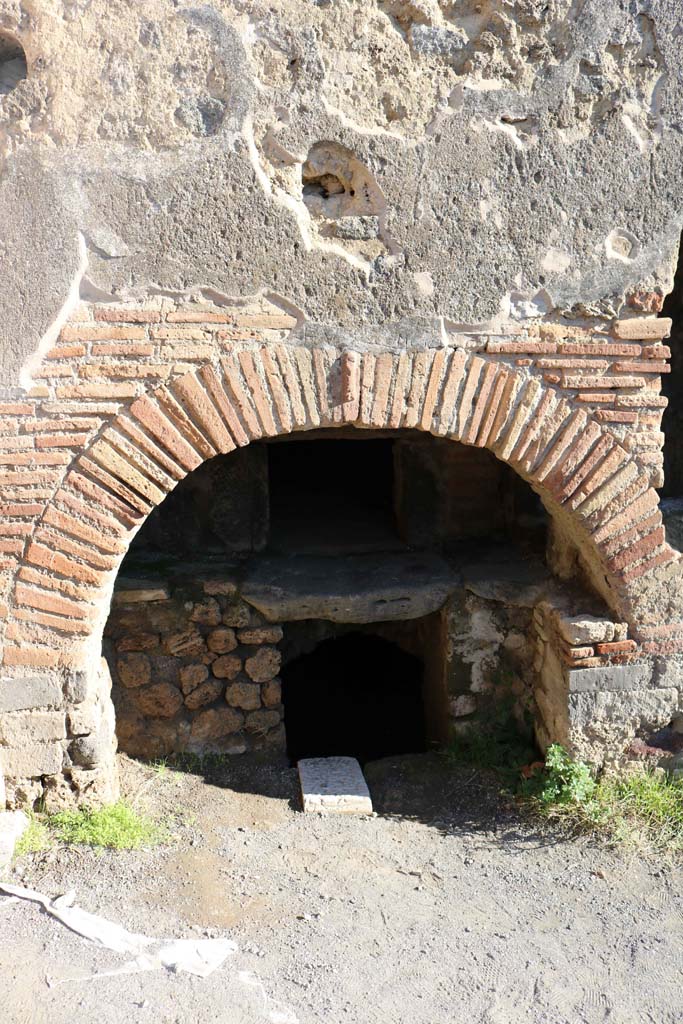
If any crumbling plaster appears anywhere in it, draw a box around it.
[1,0,683,382]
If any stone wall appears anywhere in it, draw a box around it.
[106,581,284,760]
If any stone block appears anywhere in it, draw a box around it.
[298,757,373,815]
[566,661,655,693]
[207,627,238,654]
[0,676,62,712]
[245,708,282,734]
[113,580,170,604]
[237,626,284,645]
[567,688,679,765]
[555,614,616,645]
[116,652,151,688]
[0,711,66,745]
[184,679,222,710]
[261,678,282,707]
[1,742,64,777]
[245,646,281,683]
[180,663,209,695]
[190,598,221,626]
[132,683,184,718]
[212,653,242,680]
[190,707,244,743]
[225,680,261,711]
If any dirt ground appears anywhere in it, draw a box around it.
[1,751,682,1024]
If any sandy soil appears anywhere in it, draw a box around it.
[1,752,682,1024]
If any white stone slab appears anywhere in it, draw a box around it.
[298,756,373,815]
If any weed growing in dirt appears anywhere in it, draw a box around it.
[523,744,683,854]
[14,815,51,857]
[447,700,535,774]
[48,801,165,850]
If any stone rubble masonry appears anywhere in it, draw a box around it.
[0,297,679,804]
[104,580,285,760]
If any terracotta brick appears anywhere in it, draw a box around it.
[587,477,651,534]
[576,462,639,520]
[357,352,373,424]
[161,344,215,361]
[535,409,586,481]
[1,471,61,486]
[46,343,86,359]
[91,342,155,356]
[595,410,639,423]
[616,394,668,408]
[27,386,50,398]
[484,371,521,448]
[261,346,293,433]
[0,403,34,415]
[274,346,307,427]
[609,527,666,572]
[340,349,361,423]
[150,326,209,341]
[0,539,24,554]
[42,506,126,555]
[476,367,508,447]
[487,340,558,354]
[292,348,321,428]
[54,488,128,537]
[641,639,683,655]
[0,522,32,536]
[496,378,543,462]
[574,393,616,405]
[0,503,43,516]
[166,309,231,323]
[634,622,683,640]
[562,375,646,389]
[641,344,671,359]
[611,317,671,340]
[94,308,161,323]
[26,541,107,586]
[197,365,250,447]
[89,440,165,506]
[594,640,638,655]
[17,565,98,602]
[404,350,431,430]
[456,356,485,438]
[80,362,170,380]
[36,526,120,571]
[0,436,34,450]
[388,351,412,430]
[2,645,59,667]
[33,365,77,378]
[35,433,88,448]
[372,352,396,429]
[129,394,203,472]
[79,455,152,515]
[14,607,91,634]
[172,373,236,453]
[221,356,264,438]
[601,510,662,557]
[232,312,296,329]
[56,383,138,399]
[536,358,609,370]
[464,361,497,444]
[312,347,335,423]
[115,419,185,481]
[612,361,669,374]
[0,451,71,466]
[510,388,556,464]
[567,445,626,510]
[239,350,278,436]
[620,547,676,583]
[66,470,143,528]
[60,325,147,342]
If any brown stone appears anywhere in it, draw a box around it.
[225,680,261,711]
[190,707,244,742]
[133,683,183,718]
[179,663,209,695]
[222,602,251,628]
[261,677,282,707]
[212,653,242,679]
[164,629,206,657]
[237,626,284,645]
[117,632,159,652]
[245,708,281,734]
[207,626,238,654]
[244,646,281,683]
[184,679,223,710]
[116,652,151,688]
[190,598,222,626]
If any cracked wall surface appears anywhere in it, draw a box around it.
[0,0,682,384]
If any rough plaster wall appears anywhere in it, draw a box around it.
[0,0,682,382]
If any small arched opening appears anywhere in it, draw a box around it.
[0,32,27,95]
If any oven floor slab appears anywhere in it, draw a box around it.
[298,756,373,815]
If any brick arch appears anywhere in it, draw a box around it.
[2,343,678,672]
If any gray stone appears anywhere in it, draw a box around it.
[567,688,679,765]
[566,661,657,693]
[0,712,66,745]
[242,552,457,623]
[0,677,62,713]
[1,742,64,778]
[298,757,373,815]
[556,615,617,645]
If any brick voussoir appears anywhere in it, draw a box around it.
[129,394,203,472]
[172,372,236,453]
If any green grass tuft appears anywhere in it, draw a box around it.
[523,744,683,854]
[13,815,51,858]
[48,801,165,850]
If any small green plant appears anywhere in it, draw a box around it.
[529,743,597,805]
[522,744,683,854]
[48,801,165,850]
[13,814,51,857]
